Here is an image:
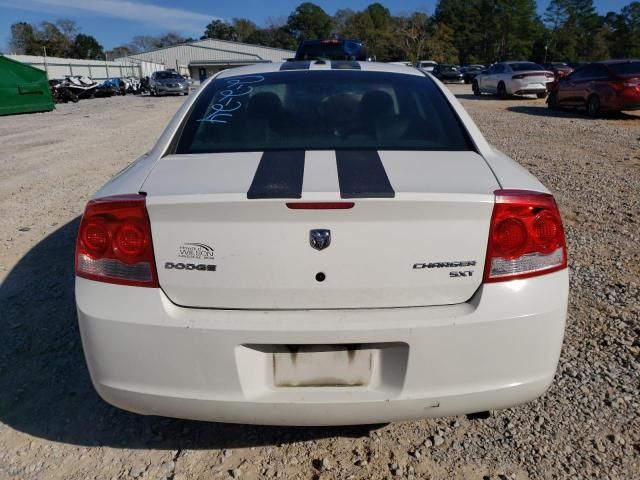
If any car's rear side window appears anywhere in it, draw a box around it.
[175,71,474,154]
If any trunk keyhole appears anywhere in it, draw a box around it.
[315,272,326,282]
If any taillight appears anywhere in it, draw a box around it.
[75,194,158,287]
[612,80,639,92]
[511,72,553,80]
[483,190,567,283]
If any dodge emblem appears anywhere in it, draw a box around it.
[309,229,331,251]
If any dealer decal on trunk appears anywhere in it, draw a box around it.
[165,243,217,272]
[178,242,215,260]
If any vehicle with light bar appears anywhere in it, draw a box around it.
[294,39,368,61]
[473,61,555,99]
[75,60,568,426]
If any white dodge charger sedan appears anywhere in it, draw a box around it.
[75,61,568,426]
[472,61,555,99]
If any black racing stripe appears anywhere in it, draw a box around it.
[247,151,305,199]
[280,61,311,71]
[336,150,395,198]
[331,61,361,70]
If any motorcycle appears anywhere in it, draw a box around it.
[49,79,79,103]
[63,76,99,99]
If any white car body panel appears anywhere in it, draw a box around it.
[483,149,549,191]
[142,151,497,309]
[76,61,568,425]
[77,269,567,425]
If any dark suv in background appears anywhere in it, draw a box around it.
[460,65,485,84]
[432,64,465,84]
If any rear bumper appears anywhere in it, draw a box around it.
[620,102,640,111]
[514,88,548,95]
[76,269,568,425]
[510,79,552,95]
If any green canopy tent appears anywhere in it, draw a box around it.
[0,55,54,116]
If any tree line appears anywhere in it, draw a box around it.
[7,0,640,64]
[9,19,106,59]
[7,19,195,60]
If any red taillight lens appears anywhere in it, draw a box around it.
[611,80,640,92]
[512,74,525,80]
[114,222,147,259]
[75,194,158,287]
[81,221,109,255]
[483,190,567,283]
[493,218,528,258]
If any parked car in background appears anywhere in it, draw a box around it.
[542,63,575,92]
[149,70,189,96]
[460,65,485,84]
[416,60,437,72]
[568,62,588,71]
[295,39,368,61]
[473,61,554,99]
[548,59,640,116]
[75,61,568,426]
[541,62,574,80]
[432,64,465,83]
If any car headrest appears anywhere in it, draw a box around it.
[320,93,361,123]
[361,90,394,118]
[246,92,283,118]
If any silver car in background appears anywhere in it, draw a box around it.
[149,70,189,96]
[416,60,438,72]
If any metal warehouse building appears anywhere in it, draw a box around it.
[121,39,295,83]
[4,54,163,81]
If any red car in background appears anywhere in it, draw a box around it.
[542,62,574,92]
[542,62,574,80]
[548,60,640,116]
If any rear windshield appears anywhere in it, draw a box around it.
[608,61,640,75]
[509,62,544,71]
[175,71,473,154]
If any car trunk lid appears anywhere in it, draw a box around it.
[142,150,499,309]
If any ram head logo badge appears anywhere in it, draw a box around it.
[309,229,331,251]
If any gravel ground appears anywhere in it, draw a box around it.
[0,87,638,480]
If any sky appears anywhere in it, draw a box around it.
[0,0,633,51]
